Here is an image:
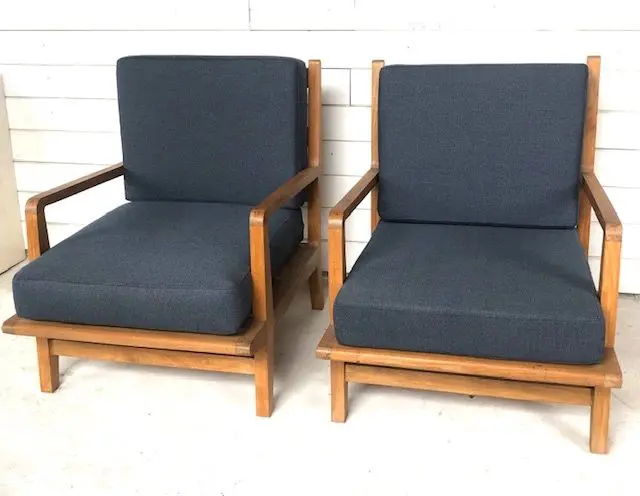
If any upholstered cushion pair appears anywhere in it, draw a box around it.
[334,63,604,365]
[12,56,308,334]
[13,58,605,366]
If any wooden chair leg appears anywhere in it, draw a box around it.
[308,266,324,310]
[590,387,611,454]
[255,327,274,417]
[331,360,348,422]
[36,337,59,393]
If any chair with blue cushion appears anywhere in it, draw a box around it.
[3,56,325,417]
[317,56,623,453]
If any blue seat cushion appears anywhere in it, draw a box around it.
[117,55,308,207]
[378,64,587,227]
[334,222,605,364]
[13,202,303,334]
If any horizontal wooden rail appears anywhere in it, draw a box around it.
[346,364,592,406]
[50,339,255,375]
[3,315,263,357]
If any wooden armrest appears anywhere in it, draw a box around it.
[248,167,321,326]
[25,162,125,259]
[249,167,321,226]
[328,168,379,227]
[582,172,622,348]
[582,172,622,242]
[326,169,379,321]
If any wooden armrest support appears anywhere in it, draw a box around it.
[249,167,321,326]
[582,172,623,348]
[582,173,622,242]
[326,169,379,321]
[25,163,125,259]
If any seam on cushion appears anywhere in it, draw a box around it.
[16,209,302,292]
[336,300,603,324]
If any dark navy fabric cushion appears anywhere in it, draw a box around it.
[13,202,303,334]
[334,222,604,364]
[117,56,308,207]
[378,64,588,227]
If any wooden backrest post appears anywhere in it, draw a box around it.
[578,55,601,255]
[307,60,322,248]
[370,60,384,233]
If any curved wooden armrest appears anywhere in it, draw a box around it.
[25,163,125,260]
[581,172,623,348]
[328,169,379,227]
[582,173,622,242]
[248,167,321,324]
[326,169,379,321]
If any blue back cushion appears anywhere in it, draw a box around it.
[378,64,588,227]
[117,56,308,206]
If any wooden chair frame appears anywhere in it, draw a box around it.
[316,56,623,453]
[2,60,325,418]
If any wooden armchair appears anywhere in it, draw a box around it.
[3,56,324,417]
[317,56,623,453]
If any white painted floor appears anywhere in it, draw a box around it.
[1,263,640,496]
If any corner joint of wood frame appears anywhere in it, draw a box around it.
[328,211,345,229]
[604,224,623,242]
[250,208,267,227]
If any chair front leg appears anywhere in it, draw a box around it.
[590,387,612,454]
[250,210,275,417]
[328,213,348,421]
[331,360,348,422]
[254,323,275,417]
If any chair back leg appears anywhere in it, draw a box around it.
[36,337,60,393]
[308,267,324,310]
[590,386,612,454]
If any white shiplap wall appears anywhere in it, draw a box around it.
[1,0,640,293]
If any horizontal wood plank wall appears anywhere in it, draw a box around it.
[1,2,640,293]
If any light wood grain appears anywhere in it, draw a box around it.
[50,339,254,375]
[249,206,275,418]
[331,361,348,422]
[590,387,611,454]
[370,60,384,232]
[578,55,601,255]
[583,172,623,242]
[346,364,593,406]
[4,314,263,356]
[582,171,623,347]
[307,59,324,311]
[36,337,59,393]
[599,238,622,348]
